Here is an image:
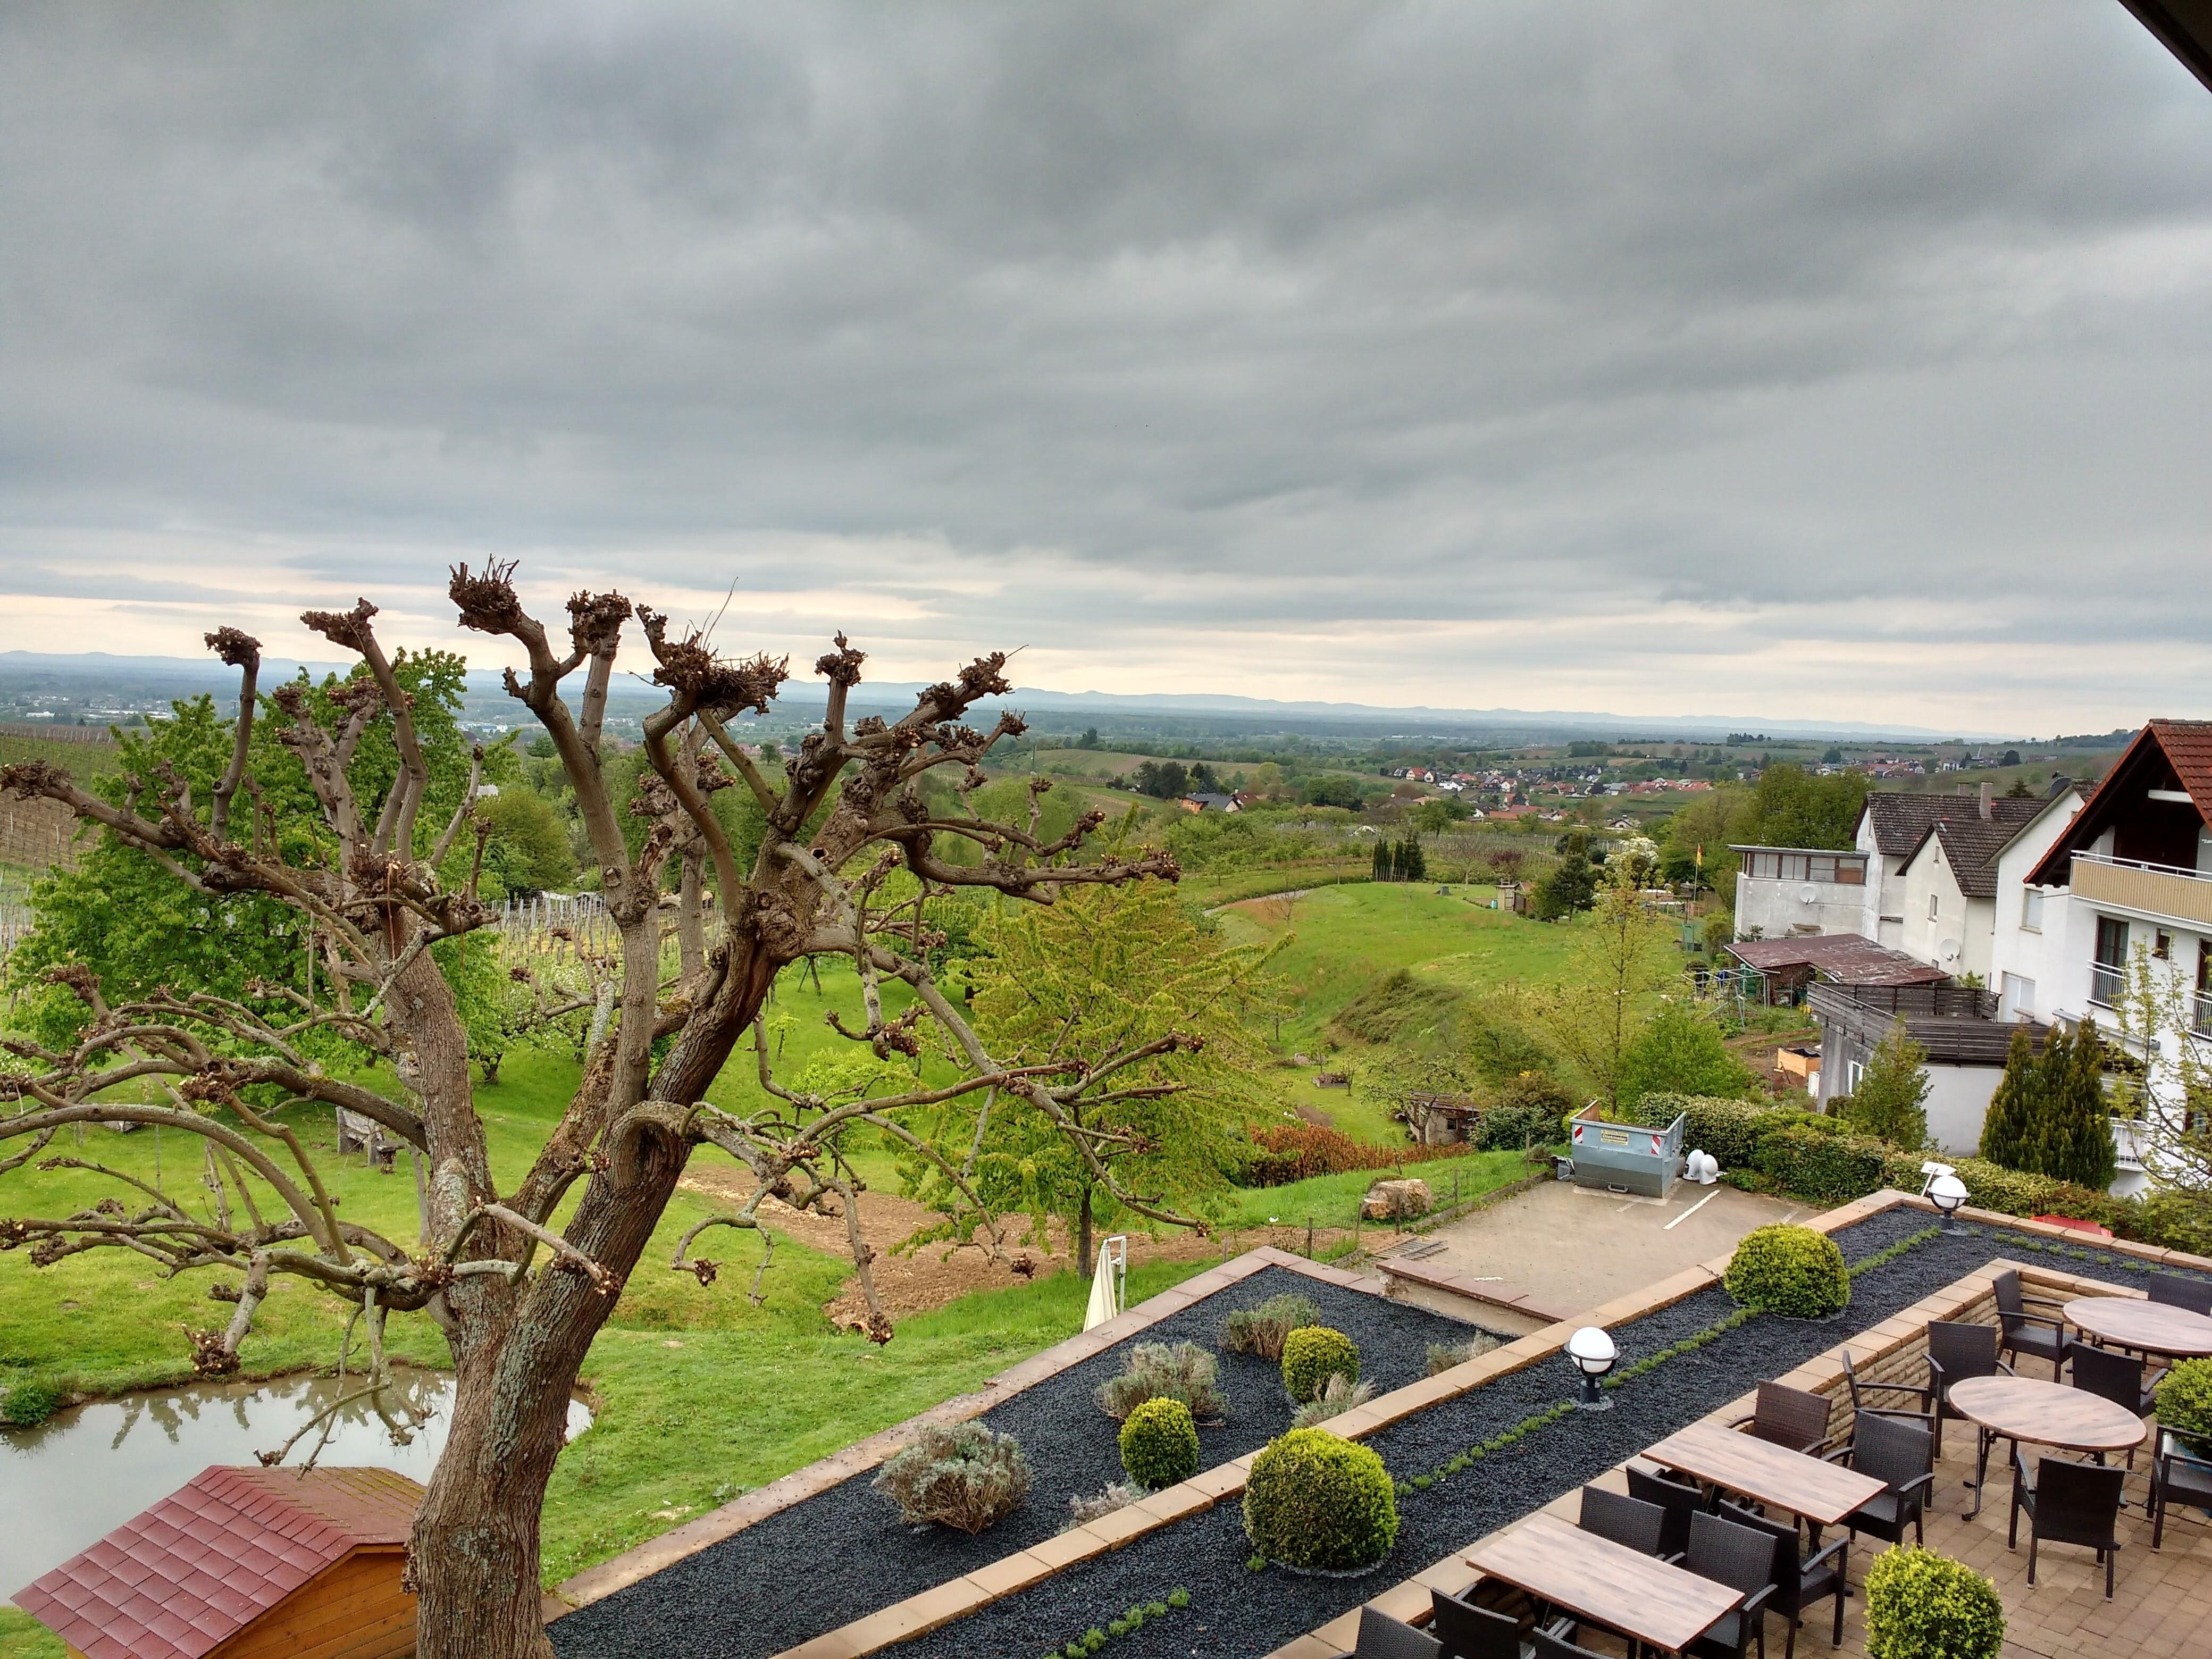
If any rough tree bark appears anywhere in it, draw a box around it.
[0,574,1195,1659]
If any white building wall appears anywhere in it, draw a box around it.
[1923,1064,2004,1159]
[1895,842,1995,979]
[1855,816,1908,948]
[1733,874,1869,941]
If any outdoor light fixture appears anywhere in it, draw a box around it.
[1929,1173,1970,1232]
[1566,1326,1618,1411]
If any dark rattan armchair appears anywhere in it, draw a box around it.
[1728,1380,1837,1456]
[1427,1588,1528,1659]
[2067,1343,2154,1468]
[2146,1272,2212,1316]
[1719,1501,1846,1659]
[1626,1463,1705,1561]
[1579,1486,1668,1556]
[1682,1510,1779,1659]
[2150,1430,2212,1552]
[1837,1412,1935,1549]
[1926,1319,2010,1463]
[2008,1451,2125,1598]
[1840,1348,1937,1439]
[1348,1606,1443,1659]
[1992,1269,2071,1380]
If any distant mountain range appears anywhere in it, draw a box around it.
[0,650,2016,742]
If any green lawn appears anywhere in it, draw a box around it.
[1214,1146,1531,1232]
[1213,882,1590,1054]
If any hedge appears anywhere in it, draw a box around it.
[1864,1547,2005,1659]
[2154,1359,2212,1457]
[1632,1094,2212,1257]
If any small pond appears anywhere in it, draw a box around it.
[1,1369,592,1596]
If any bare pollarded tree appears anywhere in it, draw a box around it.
[0,564,1192,1659]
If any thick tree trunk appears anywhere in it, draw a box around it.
[407,933,783,1659]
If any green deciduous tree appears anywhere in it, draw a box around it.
[1842,1027,1931,1149]
[1521,869,1679,1105]
[1615,1001,1756,1108]
[903,867,1281,1273]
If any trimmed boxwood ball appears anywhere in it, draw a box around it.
[1724,1222,1850,1318]
[1281,1325,1361,1404]
[2154,1357,2212,1455]
[1864,1546,2004,1659]
[1242,1427,1398,1572]
[1119,1397,1201,1489]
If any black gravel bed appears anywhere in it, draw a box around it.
[887,1214,2207,1659]
[550,1267,1490,1659]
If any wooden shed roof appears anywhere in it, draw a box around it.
[12,1465,422,1659]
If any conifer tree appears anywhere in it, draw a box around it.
[2036,1020,2117,1191]
[1372,839,1388,882]
[1979,1027,2042,1169]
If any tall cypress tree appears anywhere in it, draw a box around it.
[1405,837,1427,882]
[2037,1021,2118,1191]
[1372,839,1388,882]
[1979,1027,2042,1170]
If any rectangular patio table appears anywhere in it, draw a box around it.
[1464,1512,1741,1656]
[1643,1419,1886,1529]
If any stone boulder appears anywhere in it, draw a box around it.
[1361,1178,1432,1222]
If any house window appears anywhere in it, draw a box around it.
[1808,856,1836,883]
[2155,931,2173,962]
[2021,889,2043,933]
[1834,857,1866,885]
[2091,916,2129,1007]
[1928,892,1941,921]
[2001,973,2035,1022]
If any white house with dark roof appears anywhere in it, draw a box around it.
[1891,786,2084,984]
[1852,784,2054,952]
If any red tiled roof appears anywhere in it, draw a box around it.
[1723,933,1953,986]
[12,1466,422,1659]
[2149,718,2212,820]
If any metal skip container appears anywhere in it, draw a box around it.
[1564,1104,1686,1200]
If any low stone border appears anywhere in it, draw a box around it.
[1369,1252,1576,1327]
[549,1246,1385,1615]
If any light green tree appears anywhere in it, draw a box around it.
[1842,1027,1931,1149]
[1521,868,1680,1106]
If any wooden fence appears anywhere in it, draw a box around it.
[498,893,618,961]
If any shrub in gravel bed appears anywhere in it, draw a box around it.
[1281,1326,1361,1403]
[1863,1547,2004,1659]
[1222,1292,1321,1359]
[1290,1373,1375,1430]
[872,1422,1032,1534]
[1725,1223,1850,1318]
[1119,1398,1200,1489]
[1425,1334,1501,1376]
[1243,1428,1398,1572]
[1064,1482,1141,1530]
[2154,1358,2212,1455]
[1096,1340,1225,1422]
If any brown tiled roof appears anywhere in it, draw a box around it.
[2149,718,2212,819]
[1922,817,2021,899]
[1723,933,1953,986]
[11,1466,421,1659]
[1858,790,2046,856]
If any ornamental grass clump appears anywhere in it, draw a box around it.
[1119,1397,1201,1489]
[1289,1372,1376,1430]
[2154,1358,2212,1455]
[1281,1325,1360,1404]
[872,1421,1032,1534]
[1095,1340,1226,1422]
[1222,1293,1321,1360]
[1063,1481,1142,1531]
[1724,1222,1850,1319]
[1242,1428,1398,1572]
[1863,1546,2004,1659]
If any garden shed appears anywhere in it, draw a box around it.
[12,1464,423,1659]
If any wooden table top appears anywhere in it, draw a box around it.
[1643,1420,1887,1526]
[2066,1295,2212,1358]
[1466,1512,1741,1656]
[1945,1375,2148,1453]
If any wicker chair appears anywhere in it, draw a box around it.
[1531,1630,1613,1659]
[2067,1343,2155,1468]
[1927,1319,2010,1462]
[1627,1463,1704,1561]
[1729,1381,1837,1456]
[1348,1607,1442,1659]
[1719,1501,1847,1659]
[1427,1588,1527,1659]
[2146,1272,2212,1316]
[1840,1348,1937,1438]
[1837,1412,1935,1549]
[1992,1269,2071,1380]
[2008,1451,2125,1598]
[2150,1430,2212,1551]
[1682,1510,1779,1659]
[1580,1486,1668,1556]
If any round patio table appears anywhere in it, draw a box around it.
[1947,1374,2146,1518]
[2065,1295,2212,1359]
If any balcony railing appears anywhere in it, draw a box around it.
[2089,963,2126,1009]
[2072,851,2212,928]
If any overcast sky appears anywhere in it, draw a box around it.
[3,3,2209,734]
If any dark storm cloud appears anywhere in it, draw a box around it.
[2,1,2208,729]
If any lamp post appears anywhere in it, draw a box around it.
[1567,1326,1618,1411]
[1929,1172,1969,1234]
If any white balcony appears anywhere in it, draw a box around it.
[2072,850,2212,929]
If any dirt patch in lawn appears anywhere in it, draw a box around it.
[677,1164,1389,1329]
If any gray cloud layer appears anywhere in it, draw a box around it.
[3,2,2209,730]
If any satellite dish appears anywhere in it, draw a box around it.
[1798,884,1819,904]
[1939,937,1961,962]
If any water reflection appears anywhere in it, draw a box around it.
[1,1370,591,1596]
